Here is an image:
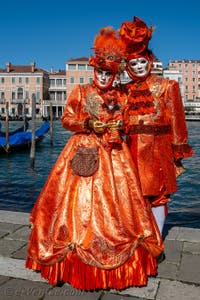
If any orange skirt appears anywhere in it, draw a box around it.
[26,245,157,291]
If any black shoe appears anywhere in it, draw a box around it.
[157,252,166,264]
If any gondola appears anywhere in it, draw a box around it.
[0,121,50,153]
[0,120,29,137]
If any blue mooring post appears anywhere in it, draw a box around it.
[30,93,36,168]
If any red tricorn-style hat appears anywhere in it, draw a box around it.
[119,16,155,59]
[89,26,125,74]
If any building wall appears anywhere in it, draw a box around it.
[0,62,49,118]
[167,60,200,102]
[66,57,94,99]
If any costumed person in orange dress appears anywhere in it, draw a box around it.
[119,16,194,235]
[26,26,164,291]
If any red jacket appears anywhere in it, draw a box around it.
[125,74,193,197]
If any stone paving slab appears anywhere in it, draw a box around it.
[0,257,46,282]
[0,222,22,233]
[179,253,200,284]
[5,225,31,242]
[166,226,200,242]
[163,239,183,263]
[112,278,160,300]
[156,279,200,300]
[0,239,27,257]
[0,211,29,225]
[1,210,200,300]
[0,278,51,300]
[183,241,200,254]
[11,244,28,260]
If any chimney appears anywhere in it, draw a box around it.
[6,62,11,72]
[31,62,35,73]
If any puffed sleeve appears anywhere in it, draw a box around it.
[166,80,193,160]
[61,85,90,133]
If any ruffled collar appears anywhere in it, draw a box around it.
[125,79,156,115]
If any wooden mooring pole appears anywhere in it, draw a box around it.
[23,99,27,131]
[30,94,36,168]
[5,101,9,152]
[50,102,53,146]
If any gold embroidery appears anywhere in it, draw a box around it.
[84,92,103,119]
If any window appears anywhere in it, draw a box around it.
[11,108,15,115]
[87,65,93,70]
[1,92,5,100]
[185,77,188,82]
[57,92,62,100]
[185,86,188,90]
[17,87,23,99]
[25,91,29,99]
[78,64,85,70]
[1,107,5,114]
[19,77,22,84]
[89,77,93,84]
[24,108,29,115]
[198,84,200,90]
[12,77,15,84]
[79,77,84,84]
[50,92,55,101]
[36,92,40,101]
[70,77,74,83]
[12,92,15,100]
[36,77,40,84]
[193,78,195,82]
[63,79,66,85]
[25,77,29,84]
[50,79,55,86]
[1,77,5,84]
[68,64,76,70]
[56,79,62,86]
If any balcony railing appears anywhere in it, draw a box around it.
[42,99,66,106]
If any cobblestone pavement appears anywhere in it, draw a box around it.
[0,210,200,300]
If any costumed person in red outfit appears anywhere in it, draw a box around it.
[119,16,194,235]
[26,26,164,290]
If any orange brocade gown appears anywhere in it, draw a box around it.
[26,83,164,290]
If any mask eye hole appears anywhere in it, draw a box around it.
[105,71,113,77]
[129,61,137,67]
[141,59,147,64]
[96,68,103,74]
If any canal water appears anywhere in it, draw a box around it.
[0,120,199,229]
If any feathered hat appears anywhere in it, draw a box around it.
[89,26,125,74]
[119,16,155,60]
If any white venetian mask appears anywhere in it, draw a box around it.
[94,68,114,89]
[128,57,149,78]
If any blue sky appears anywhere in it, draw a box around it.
[1,0,200,71]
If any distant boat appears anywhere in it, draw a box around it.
[0,120,29,137]
[0,121,50,153]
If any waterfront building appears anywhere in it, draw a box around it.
[42,69,66,119]
[163,69,184,103]
[166,60,200,113]
[66,57,93,99]
[0,62,49,119]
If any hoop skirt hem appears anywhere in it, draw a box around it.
[26,246,158,291]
